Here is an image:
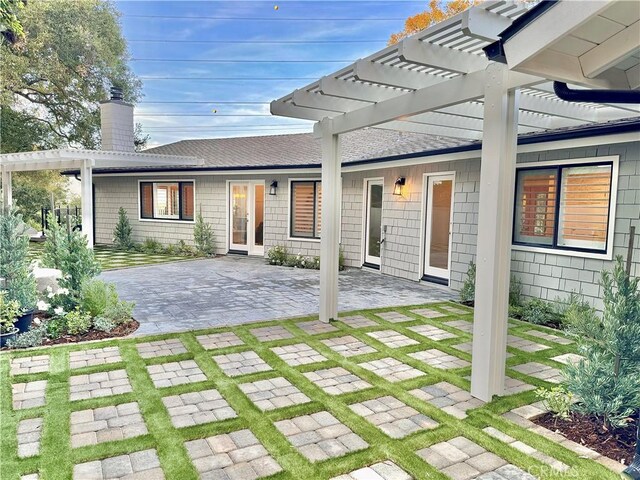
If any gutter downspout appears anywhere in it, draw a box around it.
[553,82,640,105]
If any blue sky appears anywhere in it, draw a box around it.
[115,1,427,147]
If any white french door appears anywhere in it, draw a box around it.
[229,181,265,256]
[424,174,454,282]
[364,179,384,267]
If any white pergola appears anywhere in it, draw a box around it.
[271,0,639,401]
[0,149,202,247]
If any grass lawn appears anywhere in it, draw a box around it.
[0,302,619,480]
[28,243,190,271]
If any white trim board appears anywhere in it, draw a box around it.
[136,178,197,224]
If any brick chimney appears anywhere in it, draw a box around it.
[100,86,135,152]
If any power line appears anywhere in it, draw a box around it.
[142,123,309,128]
[139,77,317,80]
[129,39,386,44]
[135,114,275,117]
[131,58,354,63]
[123,14,405,21]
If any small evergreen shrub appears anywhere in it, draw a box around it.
[193,212,215,256]
[141,238,163,254]
[104,300,134,325]
[0,292,21,333]
[42,212,67,271]
[267,245,289,265]
[7,326,46,348]
[80,280,119,317]
[459,261,476,304]
[176,240,196,256]
[519,298,558,325]
[45,316,67,339]
[536,386,573,420]
[65,309,92,335]
[268,245,344,271]
[113,207,133,250]
[93,317,116,332]
[509,275,523,308]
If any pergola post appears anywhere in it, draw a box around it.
[471,63,519,402]
[1,167,12,208]
[80,159,94,248]
[317,120,341,323]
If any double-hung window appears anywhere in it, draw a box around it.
[513,160,615,255]
[290,180,322,239]
[140,181,194,221]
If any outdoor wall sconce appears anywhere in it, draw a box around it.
[269,180,278,196]
[393,177,406,196]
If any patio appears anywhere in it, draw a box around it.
[1,302,620,480]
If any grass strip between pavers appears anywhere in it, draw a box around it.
[0,302,620,480]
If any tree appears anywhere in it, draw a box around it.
[113,207,133,249]
[388,0,480,45]
[0,0,142,149]
[0,0,25,44]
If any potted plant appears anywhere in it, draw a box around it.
[0,292,21,347]
[0,207,38,332]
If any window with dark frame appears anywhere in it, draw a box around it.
[513,161,614,254]
[290,180,322,239]
[140,181,195,221]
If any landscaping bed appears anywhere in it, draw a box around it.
[40,319,139,346]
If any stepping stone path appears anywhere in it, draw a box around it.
[439,304,471,315]
[185,429,281,480]
[366,330,419,348]
[409,349,470,370]
[339,315,378,328]
[482,426,569,472]
[412,308,447,319]
[408,324,457,341]
[73,449,164,479]
[274,411,368,462]
[146,360,207,388]
[69,347,122,370]
[525,329,572,345]
[375,311,414,323]
[444,319,473,333]
[410,382,484,419]
[70,370,132,401]
[71,402,147,448]
[196,332,244,350]
[321,335,377,357]
[12,380,47,410]
[349,395,438,438]
[17,418,43,458]
[21,475,39,480]
[11,355,49,375]
[358,358,425,383]
[239,377,310,411]
[304,367,372,395]
[452,342,513,358]
[503,377,535,395]
[551,353,583,365]
[271,343,327,366]
[331,461,412,480]
[512,362,563,383]
[249,325,293,342]
[213,351,273,377]
[296,320,338,335]
[507,335,550,353]
[162,388,236,428]
[136,339,187,359]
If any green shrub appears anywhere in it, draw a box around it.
[42,212,67,270]
[80,280,119,317]
[113,207,133,250]
[193,211,215,256]
[7,325,46,348]
[563,256,640,428]
[459,261,476,304]
[509,275,523,308]
[536,386,573,420]
[519,298,558,325]
[556,291,594,328]
[93,317,116,332]
[0,292,22,333]
[267,245,289,266]
[175,240,195,256]
[104,300,134,325]
[65,309,92,335]
[141,238,163,254]
[45,316,67,339]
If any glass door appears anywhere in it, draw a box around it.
[252,183,265,256]
[364,179,384,267]
[424,174,454,282]
[229,181,265,255]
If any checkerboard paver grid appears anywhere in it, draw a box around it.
[146,360,207,388]
[12,380,47,410]
[271,342,327,366]
[136,338,187,359]
[525,329,573,345]
[185,429,282,480]
[366,330,420,348]
[504,377,535,395]
[331,461,412,480]
[249,325,294,342]
[349,395,439,439]
[512,362,564,383]
[412,308,447,319]
[213,350,273,377]
[17,418,43,458]
[73,449,164,479]
[296,320,339,335]
[375,311,414,323]
[440,304,472,315]
[452,341,513,359]
[239,377,311,411]
[274,411,368,462]
[338,315,378,328]
[409,324,457,341]
[358,357,426,383]
[483,427,570,472]
[10,355,50,375]
[321,335,377,357]
[69,346,122,369]
[551,353,584,365]
[507,335,550,353]
[444,319,473,333]
[71,402,147,448]
[162,388,236,428]
[70,369,132,401]
[410,382,484,419]
[196,331,245,350]
[303,367,372,395]
[409,349,471,370]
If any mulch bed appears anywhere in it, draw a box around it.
[534,411,636,465]
[41,320,139,346]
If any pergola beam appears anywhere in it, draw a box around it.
[399,39,488,73]
[354,60,448,90]
[579,20,640,78]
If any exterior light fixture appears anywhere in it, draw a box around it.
[393,177,406,196]
[269,180,278,196]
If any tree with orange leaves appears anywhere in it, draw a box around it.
[388,0,480,45]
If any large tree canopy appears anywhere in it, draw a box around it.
[0,0,141,149]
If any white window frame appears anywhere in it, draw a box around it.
[512,156,619,260]
[137,179,196,224]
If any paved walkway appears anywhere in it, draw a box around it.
[101,256,456,335]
